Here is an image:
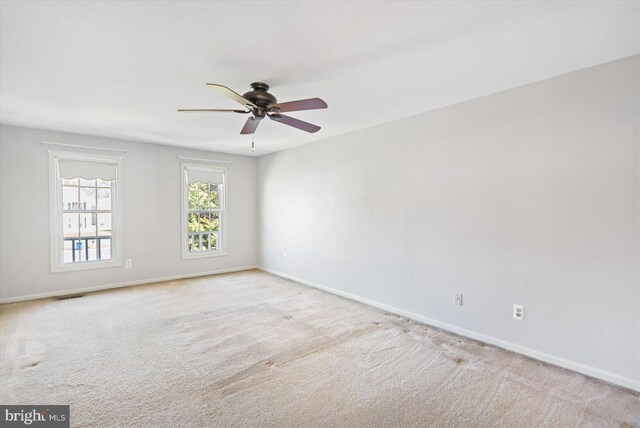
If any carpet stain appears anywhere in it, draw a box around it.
[215,325,377,397]
[55,294,84,301]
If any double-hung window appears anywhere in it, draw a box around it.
[181,163,226,258]
[49,151,123,272]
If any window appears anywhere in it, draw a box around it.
[181,163,227,258]
[49,151,122,272]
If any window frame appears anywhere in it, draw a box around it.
[181,162,228,259]
[49,150,123,273]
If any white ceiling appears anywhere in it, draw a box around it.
[1,1,639,156]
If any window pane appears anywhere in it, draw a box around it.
[198,183,208,192]
[80,213,96,237]
[87,239,98,261]
[209,183,218,192]
[198,192,208,210]
[62,186,79,210]
[199,213,210,231]
[63,240,74,263]
[188,213,198,232]
[210,212,219,231]
[210,232,217,250]
[188,182,199,192]
[188,191,199,210]
[201,233,210,251]
[97,179,112,188]
[188,235,194,252]
[80,187,97,210]
[208,189,219,209]
[192,234,200,252]
[97,188,111,210]
[79,178,96,187]
[97,213,112,236]
[62,177,79,186]
[63,213,79,238]
[75,239,86,262]
[100,238,112,260]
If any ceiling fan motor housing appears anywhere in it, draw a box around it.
[243,82,277,107]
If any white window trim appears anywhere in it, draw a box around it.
[49,150,124,273]
[181,162,228,259]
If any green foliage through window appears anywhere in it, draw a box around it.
[187,181,221,252]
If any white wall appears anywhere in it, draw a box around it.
[258,56,640,388]
[0,125,257,301]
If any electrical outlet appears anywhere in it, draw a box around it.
[125,259,132,268]
[513,304,524,320]
[454,292,463,306]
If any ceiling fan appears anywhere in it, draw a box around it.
[178,82,327,135]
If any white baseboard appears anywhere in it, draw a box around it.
[257,266,639,392]
[0,265,258,304]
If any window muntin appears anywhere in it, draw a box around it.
[182,164,226,258]
[49,151,122,272]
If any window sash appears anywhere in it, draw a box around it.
[63,210,112,213]
[188,232,219,252]
[63,237,112,263]
[186,209,222,213]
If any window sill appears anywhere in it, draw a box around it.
[182,250,228,260]
[51,259,123,273]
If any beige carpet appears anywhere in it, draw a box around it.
[1,270,638,427]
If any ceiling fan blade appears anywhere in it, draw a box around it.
[271,114,321,133]
[177,108,249,113]
[240,117,261,135]
[206,84,257,109]
[270,97,327,113]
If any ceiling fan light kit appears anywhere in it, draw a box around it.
[178,82,328,148]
